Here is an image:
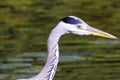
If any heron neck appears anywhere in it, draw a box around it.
[47,30,62,53]
[34,26,65,80]
[44,29,63,80]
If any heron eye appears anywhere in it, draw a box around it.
[76,25,81,28]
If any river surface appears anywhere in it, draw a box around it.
[0,40,120,80]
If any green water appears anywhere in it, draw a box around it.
[0,40,120,80]
[0,0,120,80]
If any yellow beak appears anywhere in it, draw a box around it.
[87,26,117,39]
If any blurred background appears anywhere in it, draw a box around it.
[0,0,120,80]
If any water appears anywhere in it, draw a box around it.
[0,40,120,80]
[0,52,86,80]
[0,0,120,79]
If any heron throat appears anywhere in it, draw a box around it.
[35,26,65,80]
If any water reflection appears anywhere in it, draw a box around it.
[0,40,120,80]
[91,40,120,45]
[0,52,86,79]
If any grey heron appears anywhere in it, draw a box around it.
[18,16,117,80]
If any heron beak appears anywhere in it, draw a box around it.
[86,26,117,39]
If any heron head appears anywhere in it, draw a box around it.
[60,16,117,39]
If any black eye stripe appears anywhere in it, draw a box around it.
[61,16,81,24]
